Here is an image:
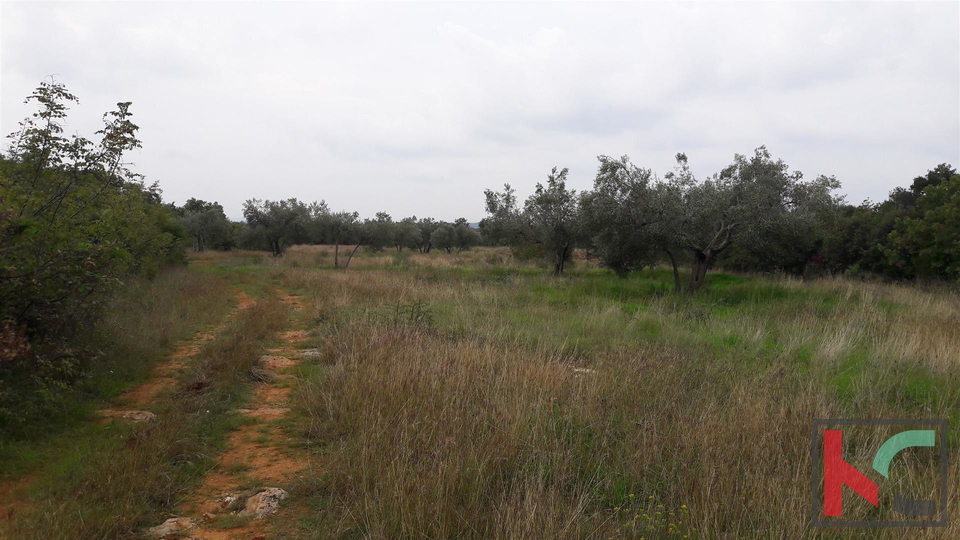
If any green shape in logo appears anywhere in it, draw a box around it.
[872,430,936,478]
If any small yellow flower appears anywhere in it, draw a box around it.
[629,493,635,498]
[648,495,655,500]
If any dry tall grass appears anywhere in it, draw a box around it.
[267,255,958,539]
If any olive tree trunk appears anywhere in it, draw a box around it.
[343,244,362,269]
[687,250,716,292]
[665,249,681,293]
[552,243,571,276]
[685,222,736,293]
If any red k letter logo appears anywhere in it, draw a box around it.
[824,430,879,516]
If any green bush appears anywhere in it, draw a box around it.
[0,80,187,422]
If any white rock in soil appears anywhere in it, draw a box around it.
[238,487,288,518]
[146,517,196,537]
[101,410,157,422]
[122,410,157,422]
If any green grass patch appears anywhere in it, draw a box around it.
[0,289,288,539]
[0,268,233,478]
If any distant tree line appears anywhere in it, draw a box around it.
[172,197,481,267]
[481,148,958,289]
[174,147,957,289]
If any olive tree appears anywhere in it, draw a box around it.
[666,148,841,291]
[335,213,393,268]
[303,200,330,244]
[484,167,581,276]
[453,219,482,253]
[322,210,360,268]
[395,217,422,252]
[581,155,663,277]
[242,198,311,256]
[177,198,231,252]
[428,220,480,254]
[580,149,840,292]
[363,212,396,252]
[480,184,520,246]
[416,217,440,253]
[430,224,457,253]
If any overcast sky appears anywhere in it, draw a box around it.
[2,1,958,221]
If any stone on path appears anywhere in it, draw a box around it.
[238,487,288,518]
[146,517,196,537]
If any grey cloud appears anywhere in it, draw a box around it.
[2,1,957,221]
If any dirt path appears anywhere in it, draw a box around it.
[0,290,256,527]
[0,475,34,523]
[2,288,313,538]
[99,291,255,421]
[152,290,313,540]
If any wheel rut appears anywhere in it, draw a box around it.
[0,291,254,527]
[151,290,313,540]
[98,290,254,421]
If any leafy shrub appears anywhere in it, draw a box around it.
[0,80,186,419]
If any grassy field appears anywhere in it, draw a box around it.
[0,268,235,476]
[263,247,958,539]
[2,246,957,539]
[1,266,290,538]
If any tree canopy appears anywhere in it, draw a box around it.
[485,167,581,276]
